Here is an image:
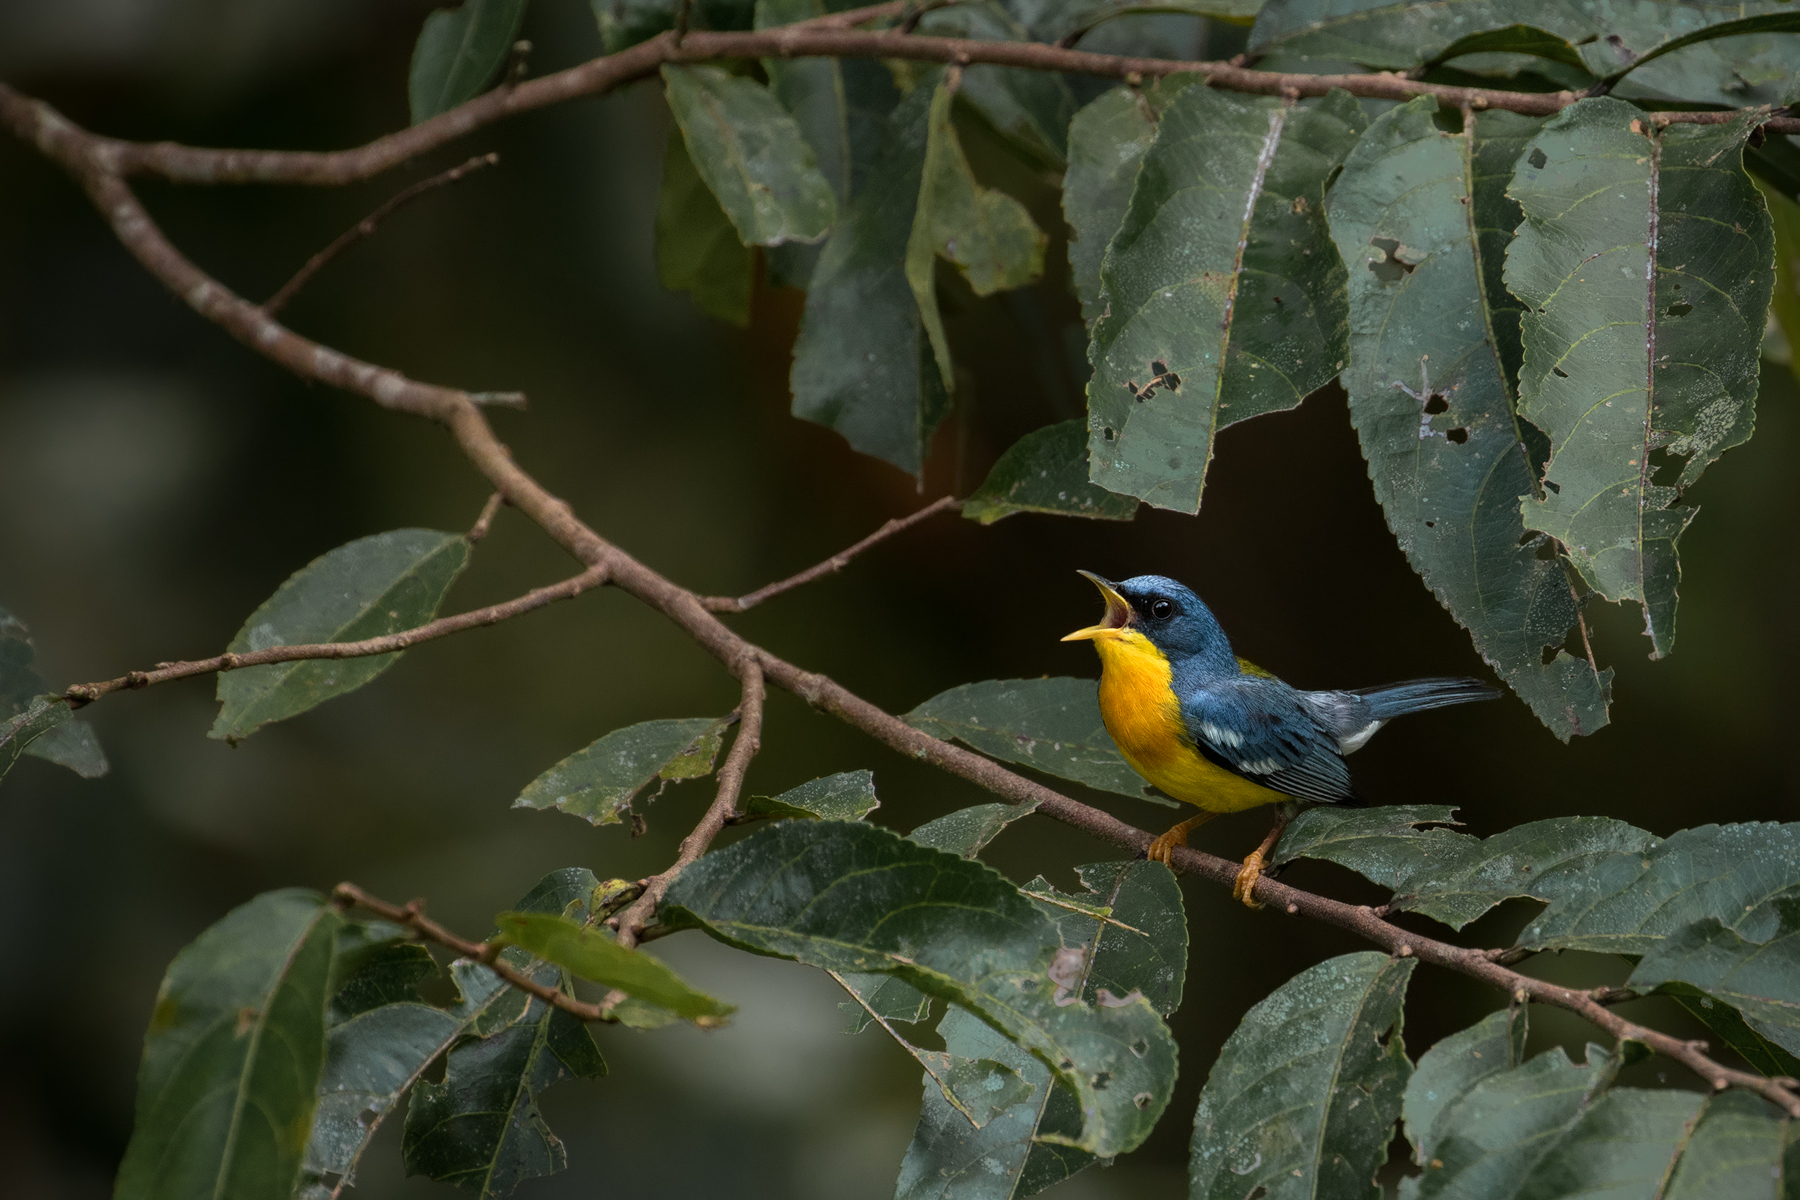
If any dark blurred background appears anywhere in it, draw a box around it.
[2,2,1795,1196]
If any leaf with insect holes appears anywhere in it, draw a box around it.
[1506,101,1773,658]
[511,715,734,826]
[663,819,1178,1157]
[1189,952,1413,1200]
[963,421,1140,525]
[1086,87,1365,512]
[408,0,528,124]
[661,65,837,248]
[211,530,471,743]
[401,870,608,1199]
[1326,96,1611,740]
[791,77,950,476]
[655,126,753,325]
[905,677,1173,805]
[116,890,342,1200]
[739,769,879,822]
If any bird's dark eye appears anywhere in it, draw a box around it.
[1149,598,1174,620]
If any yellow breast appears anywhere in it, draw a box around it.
[1092,632,1289,814]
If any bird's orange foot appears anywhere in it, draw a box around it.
[1145,812,1215,866]
[1232,852,1267,909]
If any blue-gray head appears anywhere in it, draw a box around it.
[1062,571,1235,673]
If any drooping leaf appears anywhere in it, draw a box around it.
[402,869,608,1199]
[739,769,880,821]
[1506,101,1774,658]
[0,607,106,778]
[299,953,509,1199]
[655,126,753,325]
[756,0,849,290]
[1401,1007,1527,1161]
[1662,1090,1800,1199]
[1087,87,1366,512]
[662,820,1179,1157]
[962,420,1140,525]
[907,74,1048,387]
[1189,952,1413,1200]
[511,715,732,826]
[1629,916,1800,1059]
[1062,84,1176,325]
[836,971,934,1033]
[1401,1042,1616,1200]
[1663,980,1800,1079]
[495,911,735,1026]
[662,65,838,248]
[211,529,470,742]
[896,857,1187,1196]
[905,676,1172,804]
[408,0,529,124]
[1326,96,1612,739]
[791,78,951,475]
[908,798,1041,858]
[918,2,1077,168]
[115,890,342,1200]
[1520,822,1800,954]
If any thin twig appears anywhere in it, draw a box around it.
[64,564,607,706]
[701,496,960,612]
[467,491,506,541]
[263,152,499,314]
[609,660,766,951]
[19,84,1795,1118]
[331,882,617,1023]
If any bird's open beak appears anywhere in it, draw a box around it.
[1061,571,1133,642]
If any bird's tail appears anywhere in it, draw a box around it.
[1347,677,1500,720]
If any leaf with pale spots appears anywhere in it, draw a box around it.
[740,769,880,822]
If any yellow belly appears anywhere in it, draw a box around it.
[1093,632,1289,814]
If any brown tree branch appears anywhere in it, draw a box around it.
[331,882,618,1024]
[0,33,1790,194]
[15,77,1796,1118]
[64,564,607,706]
[467,491,507,541]
[263,152,499,315]
[610,660,766,952]
[700,496,960,612]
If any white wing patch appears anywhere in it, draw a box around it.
[1200,722,1245,749]
[1337,720,1384,755]
[1238,758,1284,775]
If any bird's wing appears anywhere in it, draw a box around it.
[1181,680,1357,805]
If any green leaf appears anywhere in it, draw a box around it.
[511,715,731,826]
[1251,0,1593,70]
[495,911,735,1026]
[837,971,934,1033]
[402,870,608,1199]
[1506,101,1774,657]
[919,3,1077,168]
[908,798,1041,858]
[662,65,837,248]
[1590,10,1800,86]
[1663,1090,1800,1199]
[1063,85,1169,325]
[962,420,1140,525]
[116,890,341,1200]
[907,74,1047,388]
[1401,1008,1527,1162]
[211,529,470,742]
[896,858,1187,1196]
[740,769,880,821]
[663,820,1178,1156]
[1664,980,1800,1079]
[0,607,106,778]
[655,126,754,325]
[1630,916,1800,1059]
[791,78,951,475]
[1011,0,1265,43]
[1189,952,1413,1200]
[590,0,755,52]
[1326,97,1613,740]
[408,0,528,124]
[1758,179,1800,388]
[1272,804,1474,892]
[1087,87,1366,512]
[1400,1042,1617,1200]
[1520,822,1800,954]
[905,676,1173,804]
[0,694,73,785]
[755,0,849,290]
